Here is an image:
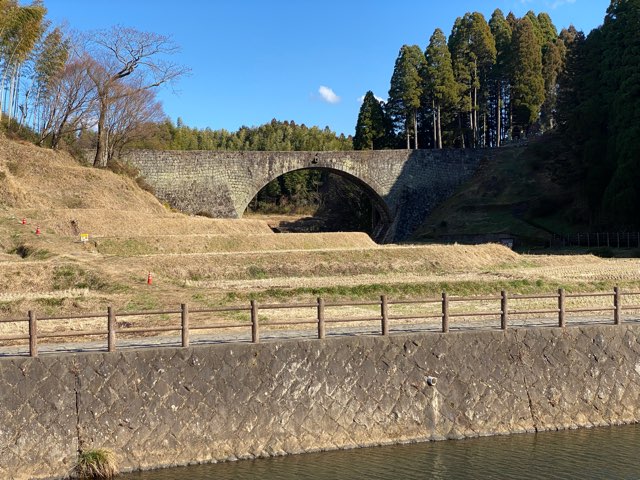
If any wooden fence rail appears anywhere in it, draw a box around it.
[552,232,640,249]
[1,287,639,358]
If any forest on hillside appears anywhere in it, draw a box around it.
[0,1,638,229]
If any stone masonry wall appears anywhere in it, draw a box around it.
[2,324,640,479]
[121,149,486,241]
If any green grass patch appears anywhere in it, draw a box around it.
[37,297,65,308]
[124,295,159,312]
[247,265,268,279]
[96,238,155,256]
[9,242,52,260]
[214,278,640,306]
[52,265,109,291]
[74,448,118,479]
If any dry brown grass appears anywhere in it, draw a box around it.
[2,135,640,345]
[0,140,161,213]
[14,209,274,237]
[94,232,377,255]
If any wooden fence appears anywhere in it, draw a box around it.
[552,232,640,249]
[1,287,640,358]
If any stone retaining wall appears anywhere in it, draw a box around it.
[2,324,640,479]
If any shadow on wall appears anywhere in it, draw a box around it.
[382,149,488,242]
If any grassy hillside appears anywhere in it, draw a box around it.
[414,134,590,246]
[1,135,639,341]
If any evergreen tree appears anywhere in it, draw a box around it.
[537,13,559,44]
[449,13,496,147]
[354,91,388,150]
[559,25,582,55]
[556,26,586,132]
[387,44,425,149]
[525,10,545,46]
[510,17,545,136]
[424,28,457,149]
[506,11,519,31]
[598,0,640,224]
[489,9,512,145]
[541,39,563,130]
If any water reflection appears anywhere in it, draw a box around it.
[123,424,640,479]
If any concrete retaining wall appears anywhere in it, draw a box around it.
[2,324,640,479]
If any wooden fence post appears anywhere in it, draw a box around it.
[442,292,449,333]
[501,290,508,330]
[317,297,325,339]
[381,295,389,336]
[181,303,190,347]
[28,310,37,357]
[107,306,116,352]
[558,288,566,327]
[614,287,622,325]
[251,300,260,343]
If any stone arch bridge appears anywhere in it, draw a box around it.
[122,149,487,242]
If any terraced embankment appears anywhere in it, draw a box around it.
[1,136,640,339]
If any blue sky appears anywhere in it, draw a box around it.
[43,0,610,136]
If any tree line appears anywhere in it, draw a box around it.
[130,117,352,152]
[355,9,580,150]
[123,118,355,215]
[557,0,640,228]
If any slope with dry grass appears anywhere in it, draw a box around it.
[1,135,640,334]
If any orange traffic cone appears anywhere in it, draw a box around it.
[35,226,41,235]
[147,272,152,285]
[21,218,26,225]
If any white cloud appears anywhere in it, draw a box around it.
[357,93,386,104]
[318,86,340,104]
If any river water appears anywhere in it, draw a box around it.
[122,424,640,479]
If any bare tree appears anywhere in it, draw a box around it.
[86,26,187,167]
[37,54,97,148]
[104,84,164,162]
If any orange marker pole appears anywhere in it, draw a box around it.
[147,272,152,285]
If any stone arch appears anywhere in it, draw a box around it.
[238,166,394,241]
[121,148,486,243]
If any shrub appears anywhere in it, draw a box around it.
[74,448,118,479]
